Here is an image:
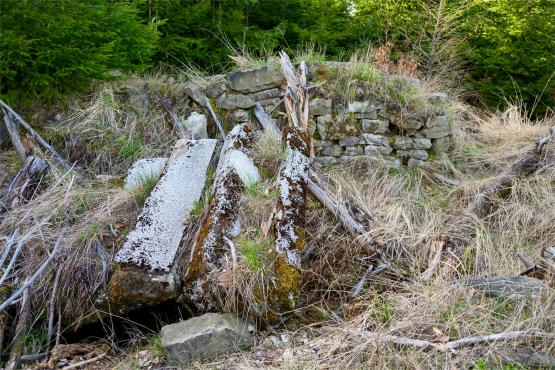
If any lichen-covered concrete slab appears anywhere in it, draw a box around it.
[115,139,217,272]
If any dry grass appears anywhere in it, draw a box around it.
[191,104,555,369]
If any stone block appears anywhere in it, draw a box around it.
[228,66,283,93]
[184,111,208,139]
[316,115,332,140]
[407,158,432,169]
[205,75,227,98]
[396,149,429,161]
[364,145,393,156]
[426,92,448,104]
[161,313,254,364]
[422,126,450,139]
[362,133,389,146]
[347,101,378,113]
[231,109,249,122]
[432,137,450,152]
[385,157,401,168]
[317,114,359,140]
[392,136,414,150]
[309,99,332,116]
[345,146,364,156]
[362,119,389,133]
[313,139,335,148]
[124,158,168,190]
[339,136,361,146]
[258,98,282,110]
[355,110,378,119]
[314,156,338,166]
[248,88,282,101]
[413,138,432,149]
[215,93,255,110]
[320,144,343,157]
[426,115,449,129]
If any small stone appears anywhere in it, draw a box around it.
[355,110,377,119]
[365,145,393,156]
[320,144,343,157]
[205,75,227,98]
[345,146,364,156]
[282,349,294,362]
[426,92,448,104]
[362,119,389,133]
[316,115,332,140]
[183,84,208,106]
[413,138,432,150]
[314,156,338,166]
[432,137,450,152]
[393,76,420,90]
[392,136,414,150]
[184,112,208,139]
[362,133,389,146]
[228,66,283,93]
[124,158,167,190]
[422,126,450,139]
[161,313,254,364]
[248,88,282,101]
[339,136,361,146]
[231,109,249,122]
[426,115,449,129]
[309,99,332,116]
[396,149,429,161]
[465,276,547,298]
[258,98,282,109]
[407,158,432,169]
[385,157,401,168]
[215,93,255,109]
[347,101,376,113]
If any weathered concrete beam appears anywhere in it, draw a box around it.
[182,124,259,311]
[103,139,217,315]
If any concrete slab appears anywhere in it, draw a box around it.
[115,139,217,272]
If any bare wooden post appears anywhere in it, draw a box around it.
[182,124,258,310]
[159,95,188,139]
[2,109,27,160]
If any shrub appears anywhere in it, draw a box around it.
[0,0,159,106]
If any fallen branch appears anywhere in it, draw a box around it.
[0,229,64,312]
[0,99,73,172]
[183,84,225,139]
[5,288,31,370]
[159,95,188,139]
[60,353,107,370]
[424,128,555,277]
[360,330,555,352]
[254,103,280,140]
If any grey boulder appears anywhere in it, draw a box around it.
[161,313,254,364]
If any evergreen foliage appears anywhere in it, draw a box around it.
[0,0,158,105]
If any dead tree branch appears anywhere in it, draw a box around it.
[0,99,73,172]
[2,108,27,160]
[159,95,188,139]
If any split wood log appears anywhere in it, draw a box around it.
[0,155,49,214]
[2,109,27,160]
[423,128,555,279]
[254,103,280,140]
[182,124,259,310]
[159,95,188,139]
[279,51,310,130]
[266,126,311,311]
[0,99,73,172]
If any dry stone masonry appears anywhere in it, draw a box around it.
[186,63,453,168]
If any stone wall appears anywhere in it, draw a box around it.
[187,64,453,168]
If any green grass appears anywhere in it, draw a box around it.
[117,134,143,159]
[129,174,158,206]
[236,237,270,271]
